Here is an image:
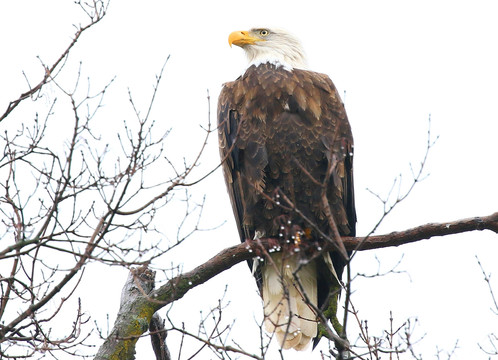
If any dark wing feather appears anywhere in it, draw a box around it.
[218,77,269,285]
[218,78,269,235]
[218,90,244,241]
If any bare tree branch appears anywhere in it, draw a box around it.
[95,211,498,358]
[150,313,171,360]
[0,0,109,122]
[343,212,498,251]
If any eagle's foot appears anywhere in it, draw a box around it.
[273,214,294,242]
[243,237,262,257]
[244,232,281,257]
[273,215,314,249]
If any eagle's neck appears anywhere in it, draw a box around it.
[244,44,308,70]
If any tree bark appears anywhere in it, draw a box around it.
[149,313,170,360]
[94,266,156,360]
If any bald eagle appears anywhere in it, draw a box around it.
[218,28,356,350]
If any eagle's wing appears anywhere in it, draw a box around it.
[218,75,269,283]
[218,94,246,241]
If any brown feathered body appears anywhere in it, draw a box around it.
[218,63,356,350]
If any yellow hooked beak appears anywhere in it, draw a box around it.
[228,30,263,47]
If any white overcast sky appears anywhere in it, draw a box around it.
[1,1,498,359]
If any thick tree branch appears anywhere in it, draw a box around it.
[95,211,498,359]
[94,266,156,360]
[344,211,498,251]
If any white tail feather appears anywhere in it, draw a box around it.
[262,252,317,350]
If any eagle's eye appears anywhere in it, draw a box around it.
[259,29,269,37]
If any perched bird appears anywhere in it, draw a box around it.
[218,28,356,350]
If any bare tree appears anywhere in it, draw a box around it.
[0,1,210,357]
[1,2,497,360]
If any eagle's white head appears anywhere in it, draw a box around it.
[228,28,308,70]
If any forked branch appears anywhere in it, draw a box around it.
[96,211,498,359]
